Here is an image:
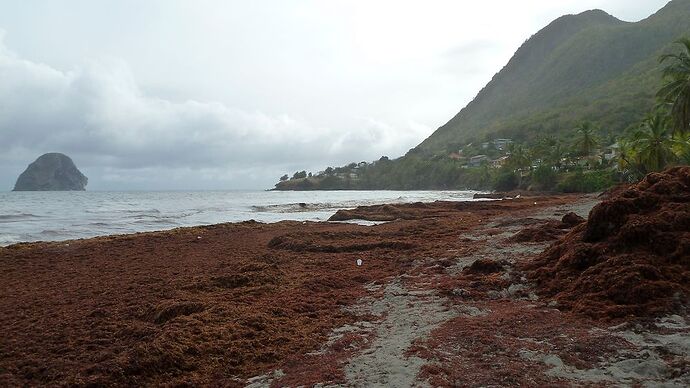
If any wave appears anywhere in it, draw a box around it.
[39,229,68,236]
[121,208,161,214]
[1,190,479,245]
[251,202,338,213]
[0,234,22,246]
[251,198,428,214]
[132,218,180,226]
[0,213,41,221]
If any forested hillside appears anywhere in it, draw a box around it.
[275,0,690,192]
[419,0,690,152]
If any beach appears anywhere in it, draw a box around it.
[1,191,688,386]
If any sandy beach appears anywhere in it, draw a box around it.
[1,183,688,386]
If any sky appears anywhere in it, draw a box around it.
[0,0,671,190]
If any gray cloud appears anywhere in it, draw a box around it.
[0,1,670,190]
[0,37,428,189]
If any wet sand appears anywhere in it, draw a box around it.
[1,193,688,386]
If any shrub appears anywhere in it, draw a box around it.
[557,169,617,193]
[531,164,558,190]
[493,170,519,191]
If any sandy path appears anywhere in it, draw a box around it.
[342,280,457,387]
[314,196,600,387]
[242,194,688,386]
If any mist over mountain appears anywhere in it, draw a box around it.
[419,0,690,152]
[275,0,690,191]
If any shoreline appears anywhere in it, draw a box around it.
[0,189,487,247]
[1,193,688,386]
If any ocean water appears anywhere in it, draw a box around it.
[0,190,484,246]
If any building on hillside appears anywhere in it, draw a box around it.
[481,138,513,151]
[494,138,513,150]
[490,155,510,168]
[448,152,463,160]
[335,172,359,180]
[604,143,620,161]
[469,155,489,167]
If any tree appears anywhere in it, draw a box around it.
[493,169,519,191]
[532,164,557,190]
[506,143,531,171]
[279,174,288,181]
[532,135,557,161]
[631,111,677,172]
[615,139,642,180]
[672,131,690,165]
[546,141,566,171]
[573,121,599,157]
[292,171,307,179]
[658,38,690,133]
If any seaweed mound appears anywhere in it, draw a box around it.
[524,167,690,319]
[267,231,416,252]
[509,220,568,243]
[329,204,414,221]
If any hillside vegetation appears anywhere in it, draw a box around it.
[420,0,690,152]
[275,0,690,192]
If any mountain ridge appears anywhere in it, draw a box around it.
[418,0,690,152]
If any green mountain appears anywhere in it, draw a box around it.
[419,0,690,152]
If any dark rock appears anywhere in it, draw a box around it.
[561,212,585,227]
[464,259,504,274]
[473,193,506,200]
[13,153,88,191]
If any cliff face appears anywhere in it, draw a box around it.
[13,153,88,191]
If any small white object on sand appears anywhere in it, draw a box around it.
[356,258,363,266]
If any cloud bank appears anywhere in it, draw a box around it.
[0,36,429,190]
[0,1,669,190]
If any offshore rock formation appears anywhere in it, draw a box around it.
[13,153,88,191]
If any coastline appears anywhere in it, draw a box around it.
[0,190,484,246]
[1,193,688,386]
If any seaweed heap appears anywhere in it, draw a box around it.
[525,167,690,319]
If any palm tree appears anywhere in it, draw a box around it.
[615,138,645,180]
[672,131,690,165]
[506,143,531,171]
[547,141,566,171]
[658,38,690,133]
[574,121,599,157]
[631,111,677,172]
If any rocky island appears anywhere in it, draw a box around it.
[13,153,88,191]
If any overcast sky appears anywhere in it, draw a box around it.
[0,0,670,190]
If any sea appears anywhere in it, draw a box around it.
[0,190,483,246]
